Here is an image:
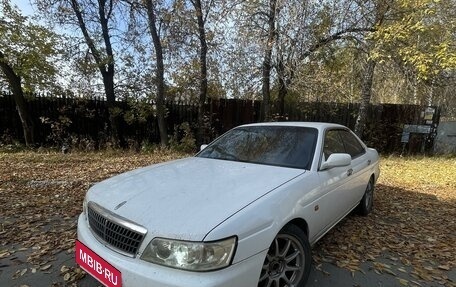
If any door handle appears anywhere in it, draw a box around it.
[347,169,353,176]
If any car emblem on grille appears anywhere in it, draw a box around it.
[114,200,127,210]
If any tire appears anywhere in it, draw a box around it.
[258,224,311,287]
[357,176,374,216]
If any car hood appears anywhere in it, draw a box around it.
[86,157,305,241]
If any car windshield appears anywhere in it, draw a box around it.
[197,126,318,170]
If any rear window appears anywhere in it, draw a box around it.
[323,129,366,159]
[339,130,365,158]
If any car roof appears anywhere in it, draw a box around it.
[238,122,348,131]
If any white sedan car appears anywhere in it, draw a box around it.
[76,122,379,287]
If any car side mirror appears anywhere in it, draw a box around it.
[320,153,351,170]
[200,144,208,151]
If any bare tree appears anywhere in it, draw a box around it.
[189,0,209,145]
[144,0,168,146]
[238,0,375,120]
[36,0,123,146]
[260,0,277,121]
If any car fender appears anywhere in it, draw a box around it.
[203,171,322,264]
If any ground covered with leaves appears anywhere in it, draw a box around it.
[0,152,455,286]
[314,156,456,286]
[0,150,186,286]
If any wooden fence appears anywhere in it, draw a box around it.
[0,93,439,153]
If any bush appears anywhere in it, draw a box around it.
[170,122,196,153]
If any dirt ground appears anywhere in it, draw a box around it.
[1,151,455,287]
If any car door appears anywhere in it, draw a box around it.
[338,130,371,203]
[317,129,355,232]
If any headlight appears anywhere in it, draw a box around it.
[141,236,237,271]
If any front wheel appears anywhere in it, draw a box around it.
[258,224,311,287]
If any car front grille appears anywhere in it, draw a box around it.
[87,201,147,257]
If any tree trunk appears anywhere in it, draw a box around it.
[276,57,287,118]
[0,51,35,146]
[71,0,122,147]
[354,58,376,137]
[101,71,123,147]
[145,0,168,147]
[277,79,287,118]
[354,1,388,138]
[261,0,277,122]
[262,54,272,121]
[192,0,208,146]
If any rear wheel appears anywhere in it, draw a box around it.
[258,224,311,287]
[358,177,374,216]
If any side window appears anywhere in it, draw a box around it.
[340,130,365,158]
[323,130,345,159]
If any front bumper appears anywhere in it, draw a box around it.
[77,214,265,287]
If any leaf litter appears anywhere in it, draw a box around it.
[0,150,186,283]
[0,152,455,286]
[313,156,456,287]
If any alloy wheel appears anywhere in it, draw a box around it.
[258,233,305,287]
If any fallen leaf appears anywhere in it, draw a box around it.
[40,264,52,271]
[0,251,11,258]
[398,278,409,286]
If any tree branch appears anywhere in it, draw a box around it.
[70,0,103,67]
[300,27,376,60]
[98,0,114,73]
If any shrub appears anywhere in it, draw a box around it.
[170,122,196,153]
